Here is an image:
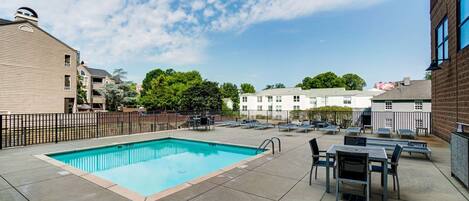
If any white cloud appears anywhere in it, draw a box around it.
[0,0,382,67]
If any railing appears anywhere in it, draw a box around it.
[0,110,432,149]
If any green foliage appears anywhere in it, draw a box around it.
[425,72,432,80]
[112,68,127,84]
[264,83,286,90]
[299,72,345,89]
[342,73,367,90]
[76,74,87,104]
[180,81,222,112]
[139,69,203,111]
[98,83,124,112]
[219,83,240,111]
[240,83,256,93]
[298,72,366,90]
[120,81,138,107]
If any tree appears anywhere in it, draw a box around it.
[120,81,138,107]
[425,72,432,80]
[180,81,222,112]
[220,83,240,111]
[342,73,367,90]
[299,72,345,89]
[76,74,87,104]
[264,83,286,90]
[112,68,127,84]
[240,83,256,93]
[98,83,124,112]
[139,69,203,111]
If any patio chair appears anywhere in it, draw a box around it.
[278,123,298,132]
[346,127,362,135]
[377,127,392,137]
[344,136,367,146]
[254,123,274,130]
[371,144,404,199]
[199,116,211,130]
[397,129,416,139]
[335,151,371,201]
[320,125,340,134]
[297,122,314,133]
[308,138,335,184]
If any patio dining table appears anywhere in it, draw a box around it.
[325,145,389,201]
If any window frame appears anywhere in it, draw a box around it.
[242,105,247,111]
[64,54,71,67]
[257,105,262,111]
[242,96,247,102]
[64,75,71,90]
[276,96,282,102]
[459,0,469,50]
[267,96,273,103]
[293,105,300,110]
[293,95,300,102]
[414,101,423,111]
[257,96,263,103]
[343,96,352,105]
[385,101,392,111]
[436,17,449,64]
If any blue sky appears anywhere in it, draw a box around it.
[0,0,430,90]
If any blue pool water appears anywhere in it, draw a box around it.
[49,138,261,196]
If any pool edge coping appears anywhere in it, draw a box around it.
[34,137,272,201]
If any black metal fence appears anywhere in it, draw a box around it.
[0,110,431,149]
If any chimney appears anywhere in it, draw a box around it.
[403,77,411,86]
[14,7,38,26]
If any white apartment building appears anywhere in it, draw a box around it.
[240,87,384,119]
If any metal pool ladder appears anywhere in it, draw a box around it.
[256,137,281,154]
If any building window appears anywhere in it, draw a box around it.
[242,105,247,111]
[64,75,71,90]
[257,105,262,111]
[92,77,103,83]
[257,96,263,102]
[267,96,273,102]
[414,101,423,111]
[385,118,393,128]
[64,55,71,67]
[310,97,317,106]
[242,97,247,102]
[275,105,282,112]
[416,119,424,128]
[436,17,449,64]
[80,70,86,76]
[460,0,469,49]
[343,97,352,105]
[293,105,300,110]
[385,101,392,110]
[268,105,273,111]
[293,96,300,102]
[276,96,282,102]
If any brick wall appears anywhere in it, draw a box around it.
[430,0,469,141]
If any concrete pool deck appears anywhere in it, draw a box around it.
[0,127,468,201]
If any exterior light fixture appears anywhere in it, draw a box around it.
[426,58,450,71]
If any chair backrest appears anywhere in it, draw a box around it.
[390,144,404,171]
[200,117,208,125]
[309,138,320,163]
[344,136,367,146]
[336,151,369,182]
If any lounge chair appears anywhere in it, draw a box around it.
[241,120,259,129]
[397,129,416,139]
[297,122,314,133]
[376,128,392,137]
[320,125,340,134]
[278,123,298,132]
[228,121,242,127]
[366,137,431,160]
[254,123,275,130]
[218,121,236,127]
[345,127,362,135]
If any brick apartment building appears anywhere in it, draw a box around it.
[429,0,469,141]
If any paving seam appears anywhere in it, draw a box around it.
[277,171,310,201]
[0,175,30,201]
[431,158,469,201]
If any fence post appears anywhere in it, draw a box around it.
[96,113,99,138]
[175,113,178,129]
[286,111,289,123]
[0,114,2,149]
[266,110,269,123]
[55,113,58,143]
[128,113,132,134]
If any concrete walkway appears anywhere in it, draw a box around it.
[0,127,467,201]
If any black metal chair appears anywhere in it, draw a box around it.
[308,138,335,185]
[200,116,211,130]
[344,136,367,146]
[371,144,404,199]
[335,151,371,201]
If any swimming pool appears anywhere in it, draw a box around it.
[48,138,263,197]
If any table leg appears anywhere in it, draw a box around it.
[326,154,330,193]
[383,160,388,201]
